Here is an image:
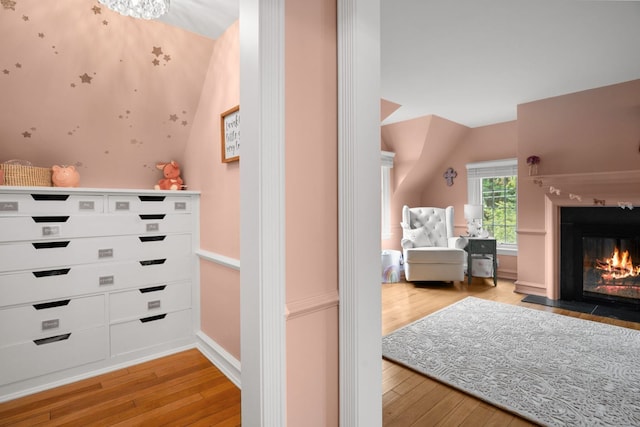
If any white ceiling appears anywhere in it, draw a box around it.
[159,0,640,128]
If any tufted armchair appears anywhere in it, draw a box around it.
[400,205,467,282]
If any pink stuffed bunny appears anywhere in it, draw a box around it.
[154,161,184,190]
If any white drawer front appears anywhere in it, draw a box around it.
[107,195,192,214]
[106,213,193,236]
[0,234,191,271]
[0,326,107,386]
[109,282,191,322]
[0,256,192,307]
[0,215,110,242]
[110,309,192,357]
[0,295,104,346]
[0,193,103,216]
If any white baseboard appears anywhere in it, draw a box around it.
[195,331,242,389]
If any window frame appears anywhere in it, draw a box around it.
[466,158,518,256]
[381,151,395,240]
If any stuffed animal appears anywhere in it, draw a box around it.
[51,165,80,187]
[155,161,184,190]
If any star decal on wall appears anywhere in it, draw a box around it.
[22,15,28,21]
[181,120,188,126]
[70,83,76,88]
[79,73,92,84]
[15,63,21,68]
[152,47,163,57]
[22,131,31,138]
[103,20,108,26]
[38,33,45,38]
[92,5,101,14]
[169,114,178,122]
[152,59,160,66]
[2,69,9,75]
[1,0,17,11]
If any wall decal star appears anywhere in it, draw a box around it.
[22,131,31,138]
[79,73,92,83]
[169,114,178,122]
[15,63,21,68]
[1,0,17,11]
[151,46,163,57]
[92,5,101,14]
[38,33,44,38]
[152,59,160,66]
[163,55,171,62]
[22,15,28,21]
[103,20,108,26]
[2,69,9,75]
[70,83,76,88]
[181,121,187,126]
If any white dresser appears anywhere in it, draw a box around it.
[0,187,199,400]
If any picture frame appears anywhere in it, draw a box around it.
[221,105,240,163]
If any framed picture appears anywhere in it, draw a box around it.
[221,105,240,163]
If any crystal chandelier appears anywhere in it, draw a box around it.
[98,0,169,20]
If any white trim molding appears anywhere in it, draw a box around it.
[196,332,241,388]
[196,249,240,270]
[239,0,287,425]
[338,0,382,425]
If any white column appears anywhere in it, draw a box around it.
[239,0,286,425]
[338,0,382,425]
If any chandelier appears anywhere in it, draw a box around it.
[98,0,170,20]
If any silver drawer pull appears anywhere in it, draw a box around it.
[42,319,60,330]
[139,259,166,266]
[98,248,114,258]
[32,268,71,278]
[33,299,70,310]
[31,216,69,223]
[99,275,115,286]
[174,202,186,210]
[139,235,166,242]
[32,241,70,249]
[34,333,71,345]
[148,300,161,310]
[79,201,95,210]
[140,285,166,294]
[115,201,130,211]
[146,223,159,232]
[31,194,69,201]
[0,201,18,211]
[140,314,166,323]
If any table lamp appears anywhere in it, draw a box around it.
[464,204,483,237]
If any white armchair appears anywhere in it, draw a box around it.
[400,205,467,282]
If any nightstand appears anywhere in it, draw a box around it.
[466,238,497,285]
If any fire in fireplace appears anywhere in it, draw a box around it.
[583,237,640,301]
[561,207,640,309]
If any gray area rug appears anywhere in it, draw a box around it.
[382,297,640,427]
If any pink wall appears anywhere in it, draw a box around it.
[381,115,518,278]
[516,79,640,295]
[0,0,213,189]
[183,21,241,358]
[285,0,339,424]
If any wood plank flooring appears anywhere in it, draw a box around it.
[381,277,640,427]
[3,277,639,426]
[0,349,241,426]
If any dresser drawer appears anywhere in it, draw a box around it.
[0,295,104,347]
[0,326,107,386]
[107,195,192,214]
[0,215,110,242]
[0,193,103,216]
[110,309,192,357]
[0,234,191,271]
[0,256,192,307]
[110,282,191,323]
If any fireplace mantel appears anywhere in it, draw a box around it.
[528,170,640,205]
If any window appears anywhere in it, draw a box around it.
[466,158,518,255]
[381,151,395,239]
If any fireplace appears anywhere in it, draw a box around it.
[560,207,640,309]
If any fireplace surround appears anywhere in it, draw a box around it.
[560,206,640,310]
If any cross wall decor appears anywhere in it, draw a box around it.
[443,167,457,186]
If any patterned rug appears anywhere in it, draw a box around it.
[382,297,640,427]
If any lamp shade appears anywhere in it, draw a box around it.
[464,204,483,220]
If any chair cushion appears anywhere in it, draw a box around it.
[402,226,433,248]
[404,247,465,264]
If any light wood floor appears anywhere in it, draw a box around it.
[0,349,241,426]
[3,278,639,426]
[381,276,640,427]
